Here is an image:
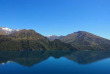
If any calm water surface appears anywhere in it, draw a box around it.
[0,50,110,74]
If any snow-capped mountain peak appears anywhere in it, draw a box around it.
[46,35,57,37]
[1,27,13,31]
[0,27,20,34]
[46,35,64,40]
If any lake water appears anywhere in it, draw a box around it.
[0,50,110,74]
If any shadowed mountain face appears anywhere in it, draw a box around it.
[60,31,110,50]
[0,50,110,67]
[0,29,76,50]
[0,30,7,35]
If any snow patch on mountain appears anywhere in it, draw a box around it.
[46,35,58,37]
[46,35,64,40]
[0,27,20,34]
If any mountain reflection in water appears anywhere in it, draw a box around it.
[0,50,110,67]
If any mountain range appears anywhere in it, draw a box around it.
[47,32,110,50]
[0,27,110,50]
[0,27,75,50]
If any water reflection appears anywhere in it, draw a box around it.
[0,50,110,67]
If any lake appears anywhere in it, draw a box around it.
[0,50,110,74]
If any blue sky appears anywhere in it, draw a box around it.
[0,0,110,39]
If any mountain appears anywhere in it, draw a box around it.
[46,35,64,41]
[60,31,110,50]
[1,27,110,50]
[0,27,20,34]
[9,29,47,40]
[0,29,7,35]
[0,29,76,50]
[50,39,76,50]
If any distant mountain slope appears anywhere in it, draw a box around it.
[46,35,64,41]
[0,29,76,50]
[60,31,110,50]
[50,39,76,50]
[0,29,7,35]
[0,27,20,34]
